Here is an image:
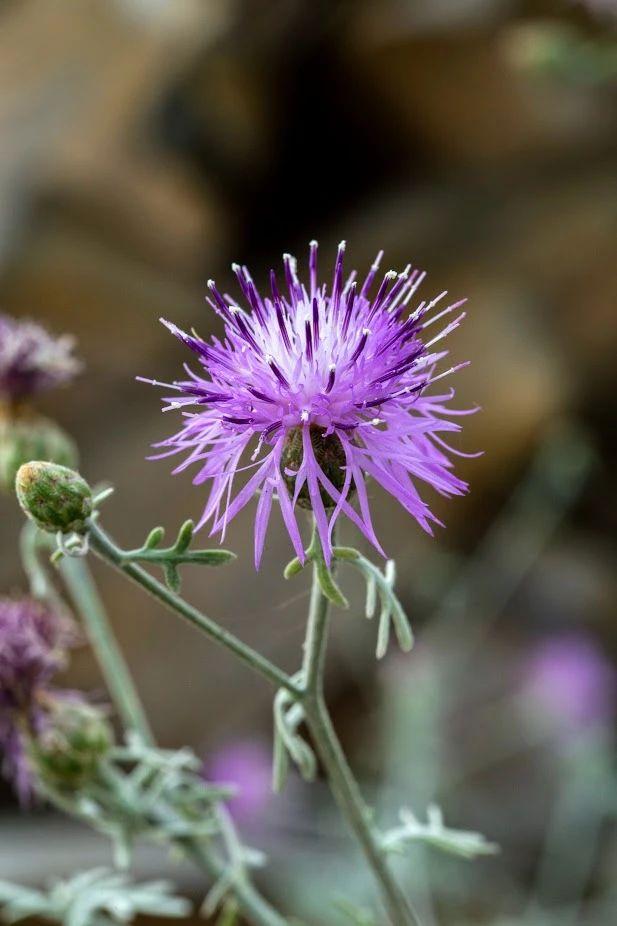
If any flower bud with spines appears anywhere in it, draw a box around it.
[29,700,113,791]
[15,461,92,534]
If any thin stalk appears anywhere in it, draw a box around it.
[185,840,286,926]
[301,540,421,926]
[87,519,300,698]
[60,556,155,745]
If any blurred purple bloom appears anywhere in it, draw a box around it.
[208,739,272,823]
[0,314,81,402]
[0,596,77,802]
[143,242,476,566]
[522,633,616,731]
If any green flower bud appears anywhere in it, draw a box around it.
[281,425,350,510]
[30,700,113,790]
[0,414,78,494]
[15,461,92,534]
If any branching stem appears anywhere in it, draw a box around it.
[87,519,301,698]
[300,529,421,926]
[29,525,289,926]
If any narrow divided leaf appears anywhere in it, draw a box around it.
[175,520,194,554]
[376,607,391,660]
[164,564,181,593]
[315,560,349,609]
[391,602,413,653]
[145,526,165,549]
[333,546,360,562]
[365,574,377,619]
[188,550,236,566]
[283,556,304,579]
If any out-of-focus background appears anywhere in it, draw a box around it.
[0,0,616,924]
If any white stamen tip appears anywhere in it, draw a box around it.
[338,240,346,251]
[300,409,309,422]
[309,239,318,247]
[207,279,216,289]
[362,327,371,336]
[231,263,241,272]
[328,363,336,372]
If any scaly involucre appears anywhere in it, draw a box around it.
[143,243,478,567]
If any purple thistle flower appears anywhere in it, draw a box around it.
[0,314,81,402]
[0,596,77,802]
[142,243,477,567]
[521,633,616,733]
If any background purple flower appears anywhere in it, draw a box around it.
[0,596,78,802]
[521,632,616,732]
[143,243,476,566]
[0,314,81,402]
[207,738,272,824]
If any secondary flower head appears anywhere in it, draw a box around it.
[0,596,78,802]
[143,243,476,566]
[0,314,81,403]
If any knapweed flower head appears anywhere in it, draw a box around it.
[0,314,81,403]
[143,243,476,566]
[0,596,78,802]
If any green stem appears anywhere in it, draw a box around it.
[59,556,155,746]
[87,519,300,698]
[302,543,421,926]
[71,514,417,921]
[52,537,288,926]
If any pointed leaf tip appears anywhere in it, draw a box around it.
[175,520,194,553]
[316,561,349,609]
[284,557,304,579]
[145,526,165,549]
